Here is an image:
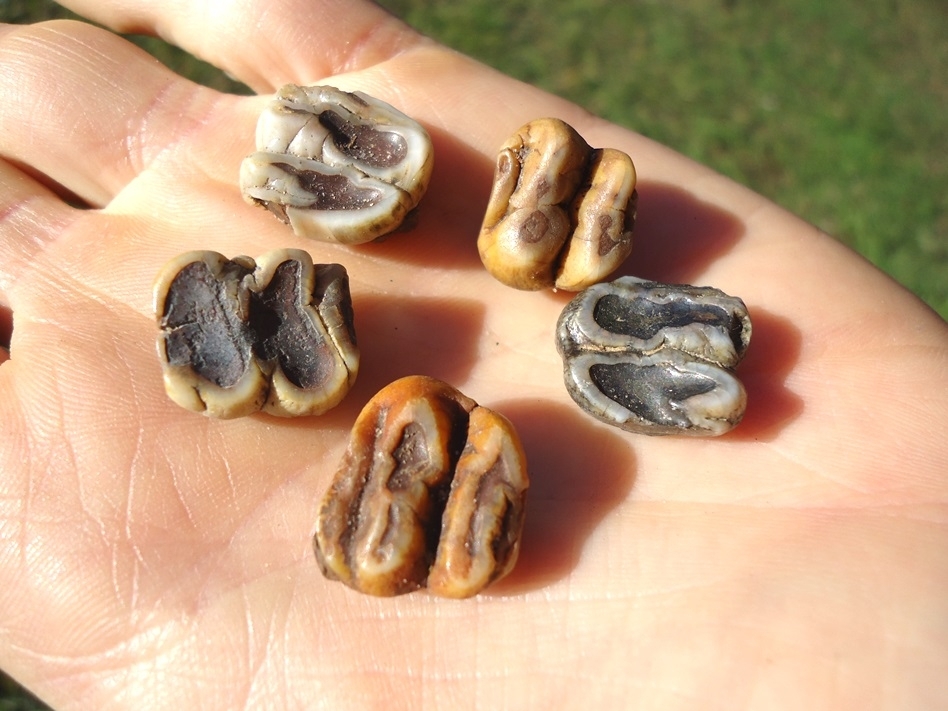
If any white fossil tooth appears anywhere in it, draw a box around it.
[241,84,433,244]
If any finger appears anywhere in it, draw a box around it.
[0,20,232,206]
[0,158,77,301]
[0,154,78,369]
[56,0,426,92]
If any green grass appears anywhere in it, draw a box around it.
[0,670,45,711]
[0,0,945,706]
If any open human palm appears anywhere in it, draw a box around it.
[1,1,946,708]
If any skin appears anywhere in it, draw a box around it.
[0,1,946,709]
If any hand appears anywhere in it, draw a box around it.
[1,1,946,708]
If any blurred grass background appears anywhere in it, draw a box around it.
[0,0,945,706]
